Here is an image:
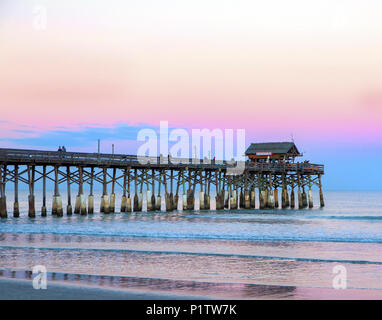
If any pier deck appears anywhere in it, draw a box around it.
[0,148,323,174]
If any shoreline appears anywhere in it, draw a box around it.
[2,277,382,300]
[0,277,210,300]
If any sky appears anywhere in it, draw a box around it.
[0,0,382,190]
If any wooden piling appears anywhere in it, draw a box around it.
[156,170,162,211]
[187,169,194,210]
[281,174,287,209]
[267,174,275,209]
[199,171,205,210]
[52,166,63,217]
[110,168,116,213]
[286,188,290,208]
[319,174,325,207]
[13,165,19,217]
[290,186,295,209]
[308,189,313,208]
[74,167,86,215]
[215,170,223,210]
[243,172,250,209]
[205,171,211,210]
[40,166,47,216]
[145,170,152,211]
[149,169,156,211]
[174,170,180,211]
[88,167,94,214]
[302,186,308,208]
[308,177,313,208]
[169,170,174,211]
[0,164,7,218]
[121,169,127,212]
[274,188,279,208]
[101,167,110,214]
[244,190,250,209]
[27,165,35,218]
[66,166,72,215]
[250,186,256,209]
[258,174,265,209]
[281,187,287,209]
[138,170,143,211]
[164,170,171,212]
[182,170,187,211]
[80,167,87,215]
[297,174,303,209]
[126,168,132,212]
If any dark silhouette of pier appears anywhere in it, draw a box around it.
[0,147,324,218]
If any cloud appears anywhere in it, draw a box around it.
[2,122,158,152]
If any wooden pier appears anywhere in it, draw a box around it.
[0,145,325,218]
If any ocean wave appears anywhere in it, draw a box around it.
[1,244,382,265]
[305,215,382,221]
[2,228,382,244]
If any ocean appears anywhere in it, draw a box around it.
[1,190,382,299]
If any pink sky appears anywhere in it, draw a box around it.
[1,0,382,148]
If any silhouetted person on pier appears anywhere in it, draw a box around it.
[58,146,62,152]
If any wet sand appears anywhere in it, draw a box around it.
[2,277,382,300]
[0,278,208,300]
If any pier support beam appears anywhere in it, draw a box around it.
[66,167,72,215]
[169,170,174,211]
[230,178,237,210]
[187,170,194,210]
[308,177,313,208]
[250,186,256,209]
[258,174,265,209]
[297,174,303,209]
[101,168,110,214]
[0,165,7,218]
[302,186,308,208]
[244,189,250,209]
[215,171,223,210]
[267,190,275,209]
[281,188,287,209]
[110,168,116,213]
[205,171,211,210]
[126,168,132,212]
[27,165,35,218]
[199,171,205,210]
[88,167,94,214]
[164,170,171,212]
[146,170,153,212]
[267,175,275,209]
[308,189,313,208]
[182,170,187,211]
[13,165,19,217]
[149,169,156,211]
[274,188,279,208]
[41,166,47,216]
[239,188,244,209]
[281,174,287,209]
[121,169,127,212]
[52,166,63,217]
[290,187,295,209]
[75,167,86,215]
[156,170,162,211]
[319,174,325,207]
[175,170,180,211]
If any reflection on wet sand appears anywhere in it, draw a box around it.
[0,268,297,299]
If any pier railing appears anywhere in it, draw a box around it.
[0,148,324,174]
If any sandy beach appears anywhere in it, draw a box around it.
[0,278,208,300]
